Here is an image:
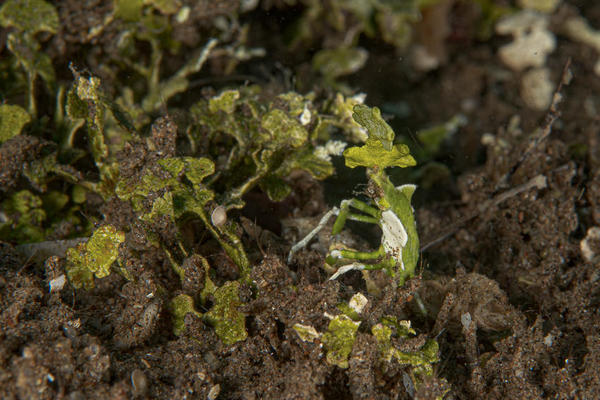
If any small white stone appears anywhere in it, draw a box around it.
[381,210,408,250]
[496,11,555,71]
[351,93,367,104]
[461,312,472,330]
[521,67,554,110]
[49,274,66,293]
[175,6,190,23]
[208,384,221,400]
[581,227,600,262]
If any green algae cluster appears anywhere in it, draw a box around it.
[0,0,447,354]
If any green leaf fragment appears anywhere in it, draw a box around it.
[415,114,467,158]
[182,157,215,185]
[345,102,417,171]
[261,109,308,149]
[66,87,89,120]
[157,157,215,184]
[7,33,56,87]
[204,281,248,345]
[70,74,109,168]
[75,75,102,103]
[344,141,416,169]
[352,105,395,150]
[0,104,30,143]
[148,0,181,15]
[208,90,240,114]
[22,152,59,191]
[141,191,174,222]
[0,190,46,242]
[381,316,416,337]
[169,294,202,336]
[322,315,360,369]
[0,0,59,34]
[42,191,70,215]
[292,149,335,180]
[372,320,440,378]
[157,157,186,177]
[72,185,88,204]
[113,0,144,21]
[313,47,368,78]
[66,225,125,289]
[277,92,313,118]
[293,323,320,343]
[259,175,291,202]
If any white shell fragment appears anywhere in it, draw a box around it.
[580,226,600,262]
[380,209,407,270]
[211,205,227,227]
[49,274,66,293]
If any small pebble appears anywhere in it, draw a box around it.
[131,369,148,397]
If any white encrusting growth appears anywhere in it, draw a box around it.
[380,209,407,270]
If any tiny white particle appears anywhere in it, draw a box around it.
[299,105,312,125]
[348,293,368,314]
[49,274,66,293]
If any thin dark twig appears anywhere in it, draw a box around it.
[495,58,572,191]
[420,59,572,253]
[420,174,547,252]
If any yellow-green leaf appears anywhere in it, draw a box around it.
[0,0,59,34]
[169,294,202,336]
[204,281,247,345]
[0,104,30,144]
[66,225,125,289]
[343,141,416,169]
[352,105,395,151]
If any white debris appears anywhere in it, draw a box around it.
[581,227,600,262]
[496,11,556,71]
[348,293,368,314]
[565,16,600,77]
[299,105,312,126]
[175,6,190,23]
[521,67,554,110]
[49,274,66,293]
[314,140,347,162]
[380,209,407,270]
